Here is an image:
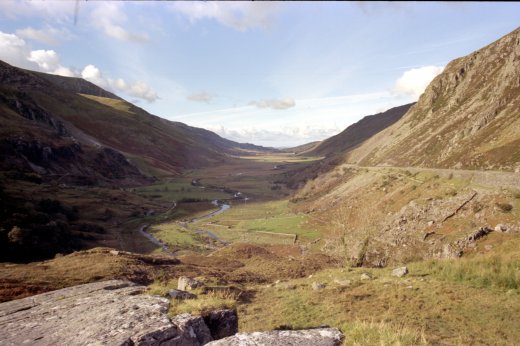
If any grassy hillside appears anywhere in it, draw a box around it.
[304,103,414,157]
[0,60,275,179]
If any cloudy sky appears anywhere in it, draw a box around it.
[1,1,519,147]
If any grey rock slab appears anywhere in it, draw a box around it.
[171,313,213,345]
[392,266,409,278]
[360,273,372,280]
[178,276,203,291]
[0,280,192,346]
[206,328,344,346]
[168,289,197,300]
[311,282,326,290]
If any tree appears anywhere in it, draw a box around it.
[8,226,25,245]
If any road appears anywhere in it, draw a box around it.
[342,164,520,189]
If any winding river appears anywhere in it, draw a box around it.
[139,185,244,255]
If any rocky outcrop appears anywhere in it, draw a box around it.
[206,328,344,346]
[178,276,204,291]
[0,280,237,346]
[0,280,345,345]
[0,280,178,345]
[0,138,147,185]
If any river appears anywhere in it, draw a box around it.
[139,197,239,255]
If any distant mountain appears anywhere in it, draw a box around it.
[0,60,274,184]
[345,27,520,171]
[303,103,414,157]
[284,141,321,155]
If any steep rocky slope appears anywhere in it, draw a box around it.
[345,27,520,171]
[291,27,520,266]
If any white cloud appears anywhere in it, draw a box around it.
[122,81,158,102]
[81,64,158,102]
[16,27,59,45]
[0,32,35,69]
[171,92,406,147]
[187,91,213,104]
[28,50,60,71]
[171,2,280,31]
[91,2,149,43]
[249,98,295,110]
[0,31,157,102]
[52,65,74,77]
[0,0,75,22]
[0,32,73,75]
[393,65,444,98]
[208,124,340,147]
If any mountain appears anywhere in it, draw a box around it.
[344,27,520,171]
[303,103,414,157]
[290,27,520,268]
[0,60,273,183]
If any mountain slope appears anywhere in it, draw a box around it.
[0,60,273,181]
[289,27,520,268]
[304,103,414,157]
[345,27,520,171]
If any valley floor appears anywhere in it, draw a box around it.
[1,153,519,345]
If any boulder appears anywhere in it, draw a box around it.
[203,309,238,340]
[178,276,204,291]
[333,279,351,287]
[0,280,182,345]
[168,289,197,300]
[206,328,344,346]
[494,224,508,232]
[312,282,326,290]
[392,266,409,277]
[171,313,213,345]
[360,273,372,280]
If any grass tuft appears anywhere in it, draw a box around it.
[169,289,238,316]
[414,254,520,290]
[341,320,427,346]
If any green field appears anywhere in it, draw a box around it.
[150,199,320,248]
[134,179,230,202]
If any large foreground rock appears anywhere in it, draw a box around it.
[0,280,209,345]
[206,328,344,346]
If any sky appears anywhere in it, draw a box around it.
[1,1,519,147]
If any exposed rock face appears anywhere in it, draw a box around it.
[171,313,213,345]
[347,27,520,171]
[206,328,344,346]
[0,280,345,345]
[0,280,177,345]
[0,280,221,346]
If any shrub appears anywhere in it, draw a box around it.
[495,203,513,213]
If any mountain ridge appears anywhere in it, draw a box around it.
[344,26,520,171]
[0,60,275,182]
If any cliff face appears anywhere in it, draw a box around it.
[346,27,520,171]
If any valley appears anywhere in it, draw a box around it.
[1,14,520,346]
[1,148,519,345]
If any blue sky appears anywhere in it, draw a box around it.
[1,1,519,147]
